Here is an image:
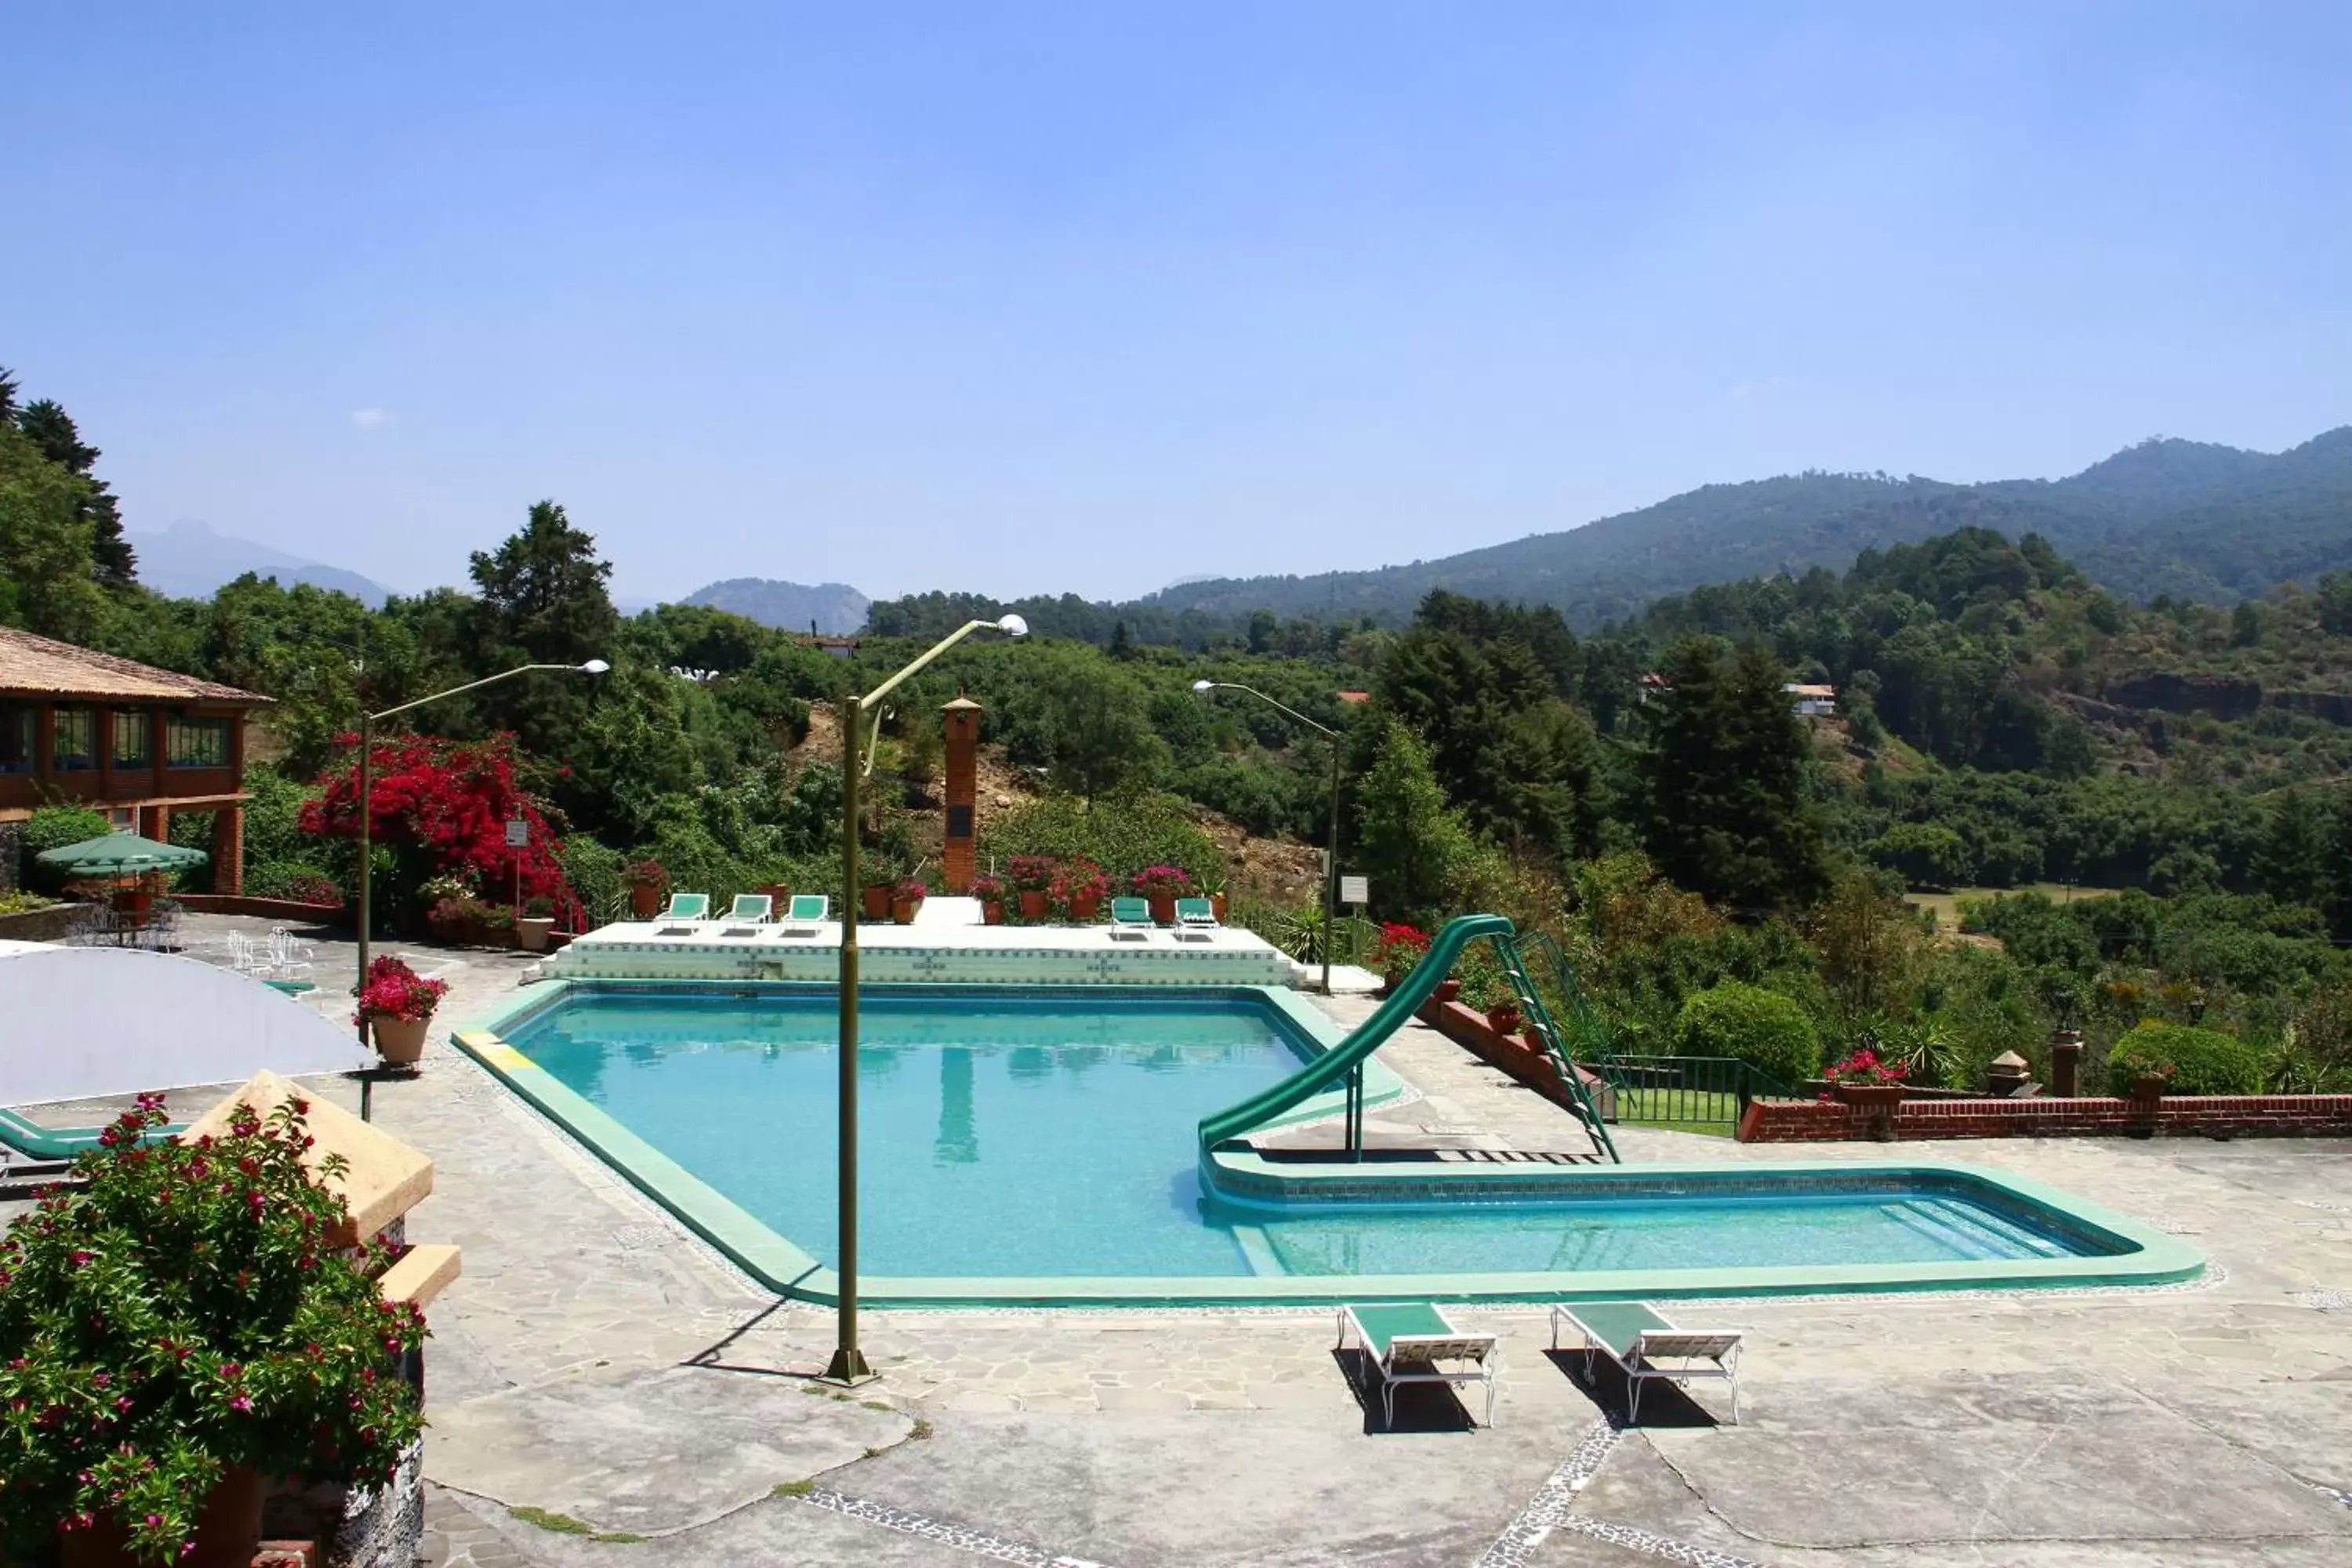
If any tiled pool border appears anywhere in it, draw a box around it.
[454,980,2205,1308]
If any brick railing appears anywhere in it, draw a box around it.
[1738,1093,2352,1143]
[1417,999,1613,1118]
[175,894,348,924]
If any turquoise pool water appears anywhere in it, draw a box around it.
[503,986,2111,1281]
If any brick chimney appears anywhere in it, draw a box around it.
[942,696,982,893]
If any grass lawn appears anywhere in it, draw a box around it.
[1610,1087,1748,1137]
[1906,882,2127,933]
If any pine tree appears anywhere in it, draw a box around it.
[1353,720,1474,923]
[12,398,136,586]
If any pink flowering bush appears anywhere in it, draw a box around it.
[0,1094,426,1564]
[354,955,448,1025]
[1131,864,1193,897]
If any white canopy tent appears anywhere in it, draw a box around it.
[0,942,375,1108]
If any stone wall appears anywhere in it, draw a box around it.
[1738,1093,2352,1143]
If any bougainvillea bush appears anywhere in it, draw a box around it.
[301,733,575,924]
[354,955,448,1025]
[0,1096,426,1566]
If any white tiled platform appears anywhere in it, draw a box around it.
[550,915,1302,986]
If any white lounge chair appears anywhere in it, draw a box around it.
[655,892,710,932]
[779,894,829,938]
[1337,1303,1498,1429]
[1551,1300,1744,1425]
[725,894,774,924]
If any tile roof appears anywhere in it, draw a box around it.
[0,626,270,704]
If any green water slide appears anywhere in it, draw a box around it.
[1199,913,1505,1152]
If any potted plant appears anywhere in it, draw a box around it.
[1133,864,1193,927]
[624,858,667,920]
[1374,923,1432,996]
[891,877,928,924]
[354,954,448,1066]
[517,895,557,952]
[1007,856,1058,922]
[1054,858,1110,923]
[0,1094,427,1568]
[973,875,1006,926]
[1468,970,1521,1036]
[1822,1045,1909,1109]
[1198,871,1230,924]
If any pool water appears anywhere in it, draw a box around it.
[506,988,2100,1280]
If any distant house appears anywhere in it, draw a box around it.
[0,627,271,892]
[1784,682,1838,718]
[1636,672,1671,703]
[1334,691,1372,705]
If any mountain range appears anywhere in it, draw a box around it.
[680,577,869,633]
[1120,427,2352,631]
[129,519,393,604]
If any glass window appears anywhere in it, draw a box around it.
[112,710,151,767]
[53,708,97,771]
[0,705,31,775]
[166,714,231,769]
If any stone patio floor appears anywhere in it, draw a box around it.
[12,916,2352,1565]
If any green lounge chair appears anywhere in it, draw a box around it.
[786,894,829,922]
[1551,1301,1744,1425]
[656,892,710,926]
[726,893,775,924]
[1337,1303,1497,1428]
[1174,896,1218,931]
[1110,896,1155,931]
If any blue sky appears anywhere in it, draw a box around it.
[5,3,2347,603]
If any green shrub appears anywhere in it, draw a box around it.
[19,805,114,887]
[2103,1020,2263,1095]
[982,791,1225,887]
[1674,981,1821,1086]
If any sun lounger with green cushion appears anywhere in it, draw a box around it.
[1337,1303,1497,1428]
[1174,896,1218,930]
[726,894,774,924]
[656,892,710,926]
[1551,1300,1744,1425]
[785,894,829,923]
[1110,897,1154,931]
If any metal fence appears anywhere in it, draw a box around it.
[1589,1054,1801,1134]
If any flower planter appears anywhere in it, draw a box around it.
[1070,892,1102,922]
[2129,1073,2169,1104]
[1147,893,1177,927]
[892,898,922,924]
[862,884,892,920]
[1210,891,1229,922]
[517,916,555,952]
[59,1465,262,1568]
[111,887,154,917]
[371,1014,430,1065]
[1018,889,1049,921]
[1434,978,1463,1005]
[1484,1005,1523,1036]
[982,899,1004,925]
[627,882,663,920]
[1831,1083,1906,1111]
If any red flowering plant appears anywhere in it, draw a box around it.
[1375,922,1433,985]
[301,732,575,926]
[891,877,929,905]
[353,955,448,1026]
[1051,858,1111,910]
[970,875,1004,902]
[622,859,666,890]
[0,1094,426,1566]
[1816,1045,1908,1104]
[1131,864,1194,898]
[1005,856,1058,894]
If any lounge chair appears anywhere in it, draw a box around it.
[1337,1303,1498,1429]
[655,892,710,929]
[1109,897,1155,938]
[786,894,829,923]
[1174,896,1218,936]
[726,894,775,924]
[1550,1301,1744,1425]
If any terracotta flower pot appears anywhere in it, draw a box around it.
[2129,1073,2169,1103]
[111,887,154,916]
[1018,889,1049,920]
[1434,978,1463,1005]
[1147,892,1178,927]
[60,1465,263,1568]
[1832,1082,1905,1111]
[982,899,1004,925]
[892,897,920,924]
[372,1013,430,1065]
[628,882,662,919]
[1211,891,1228,922]
[862,885,891,919]
[1485,1005,1523,1036]
[1070,892,1102,922]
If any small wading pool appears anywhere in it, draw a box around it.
[460,982,2204,1306]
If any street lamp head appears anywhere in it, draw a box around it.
[994,615,1029,637]
[1191,680,1216,693]
[579,659,612,674]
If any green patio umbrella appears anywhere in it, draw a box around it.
[35,832,209,876]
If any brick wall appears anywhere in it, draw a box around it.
[1418,999,1613,1119]
[1737,1093,2352,1143]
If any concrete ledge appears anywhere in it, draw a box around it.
[377,1242,462,1308]
[0,901,78,942]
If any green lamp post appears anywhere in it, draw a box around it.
[827,614,1026,1384]
[1192,681,1345,996]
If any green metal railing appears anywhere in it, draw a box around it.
[1493,932,1619,1163]
[1588,1054,1799,1135]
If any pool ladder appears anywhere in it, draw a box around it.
[1495,934,1619,1164]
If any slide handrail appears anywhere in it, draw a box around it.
[1197,913,1514,1151]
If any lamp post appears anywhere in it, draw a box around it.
[828,615,1026,1385]
[353,659,611,1041]
[1192,681,1344,996]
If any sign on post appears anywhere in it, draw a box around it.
[1339,874,1369,906]
[504,818,529,848]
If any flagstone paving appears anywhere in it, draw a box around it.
[13,916,2352,1565]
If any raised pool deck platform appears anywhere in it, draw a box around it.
[552,900,1306,986]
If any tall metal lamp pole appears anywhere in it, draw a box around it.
[828,615,1027,1385]
[1192,681,1345,996]
[353,659,611,1040]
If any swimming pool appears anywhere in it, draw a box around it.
[459,981,2203,1305]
